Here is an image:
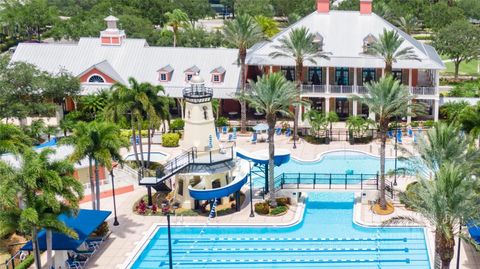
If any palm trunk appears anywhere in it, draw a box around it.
[131,119,141,168]
[88,156,96,210]
[267,114,276,207]
[385,63,393,76]
[435,230,455,269]
[177,98,184,119]
[147,125,152,169]
[239,48,247,133]
[173,28,177,47]
[95,159,101,210]
[46,229,53,269]
[379,120,388,210]
[294,61,303,145]
[137,121,145,168]
[32,227,42,269]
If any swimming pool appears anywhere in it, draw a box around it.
[129,192,430,269]
[125,152,167,162]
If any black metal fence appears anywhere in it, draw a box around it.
[274,172,394,199]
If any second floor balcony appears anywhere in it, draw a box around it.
[300,84,437,97]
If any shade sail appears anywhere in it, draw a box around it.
[21,209,111,251]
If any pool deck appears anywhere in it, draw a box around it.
[80,133,480,269]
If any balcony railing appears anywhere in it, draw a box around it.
[299,84,437,96]
[300,84,327,94]
[411,86,436,96]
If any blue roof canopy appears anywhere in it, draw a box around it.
[22,209,111,251]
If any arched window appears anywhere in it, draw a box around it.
[88,74,105,83]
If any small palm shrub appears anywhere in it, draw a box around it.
[162,133,180,147]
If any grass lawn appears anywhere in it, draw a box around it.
[442,60,480,77]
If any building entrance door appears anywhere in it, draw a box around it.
[335,98,349,119]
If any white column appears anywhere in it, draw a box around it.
[434,99,439,121]
[269,65,273,73]
[407,69,413,123]
[368,110,375,120]
[326,67,330,93]
[435,70,440,95]
[325,97,330,114]
[353,100,358,116]
[353,67,357,93]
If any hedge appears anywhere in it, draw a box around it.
[254,202,270,215]
[162,133,180,147]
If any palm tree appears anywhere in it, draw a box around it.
[105,77,160,169]
[366,29,420,75]
[270,27,330,147]
[63,121,126,210]
[224,14,263,133]
[409,122,480,173]
[395,15,420,35]
[45,125,59,141]
[165,9,189,47]
[0,123,31,155]
[439,101,469,124]
[254,15,280,38]
[79,91,109,120]
[0,149,84,269]
[303,110,328,138]
[352,76,419,210]
[240,73,303,205]
[459,103,480,148]
[386,163,480,269]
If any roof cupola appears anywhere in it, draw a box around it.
[100,16,126,46]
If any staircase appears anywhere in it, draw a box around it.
[138,147,234,187]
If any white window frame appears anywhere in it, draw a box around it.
[87,74,106,84]
[159,73,168,82]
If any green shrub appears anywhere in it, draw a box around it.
[303,135,329,144]
[170,119,185,131]
[162,133,180,147]
[410,121,419,127]
[254,202,270,215]
[269,206,288,216]
[423,120,435,128]
[120,129,148,140]
[16,255,34,269]
[275,197,291,206]
[215,117,229,127]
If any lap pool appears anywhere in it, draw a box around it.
[129,192,430,269]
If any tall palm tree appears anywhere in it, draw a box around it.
[224,14,263,133]
[459,103,480,148]
[240,73,303,205]
[105,77,160,169]
[303,109,328,138]
[270,27,330,147]
[0,123,31,155]
[63,121,126,210]
[387,163,480,269]
[352,76,419,210]
[366,29,420,75]
[409,122,480,173]
[79,91,109,120]
[439,101,469,124]
[165,9,189,47]
[0,149,84,269]
[254,15,280,38]
[145,86,169,168]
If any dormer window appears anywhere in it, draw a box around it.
[185,65,200,82]
[88,74,105,83]
[363,34,377,53]
[210,66,226,83]
[157,65,173,82]
[313,33,324,52]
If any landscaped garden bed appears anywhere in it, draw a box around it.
[254,197,291,216]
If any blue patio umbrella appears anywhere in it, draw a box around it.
[253,123,269,132]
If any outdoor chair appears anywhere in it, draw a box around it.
[285,128,291,137]
[66,259,83,269]
[275,128,282,135]
[228,134,233,142]
[387,130,393,139]
[251,133,257,144]
[222,126,228,134]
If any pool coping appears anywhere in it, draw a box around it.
[119,201,307,269]
[291,148,399,163]
[119,192,433,269]
[352,192,434,269]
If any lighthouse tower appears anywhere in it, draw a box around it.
[182,75,219,151]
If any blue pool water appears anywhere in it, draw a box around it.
[130,192,430,269]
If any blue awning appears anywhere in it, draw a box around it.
[21,209,111,251]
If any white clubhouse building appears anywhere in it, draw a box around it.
[11,0,444,122]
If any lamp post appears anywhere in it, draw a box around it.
[167,211,173,269]
[110,167,119,226]
[456,220,462,269]
[393,116,398,186]
[249,161,254,218]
